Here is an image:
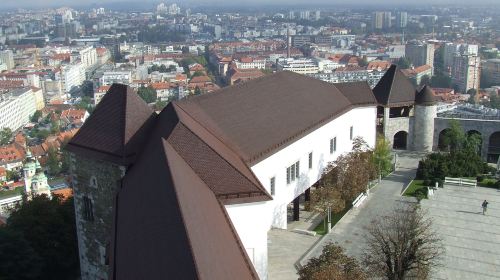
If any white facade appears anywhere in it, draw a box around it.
[101,71,132,86]
[452,55,481,93]
[0,50,14,70]
[225,106,377,280]
[277,58,319,75]
[0,88,37,131]
[61,63,85,93]
[235,59,266,70]
[79,46,98,69]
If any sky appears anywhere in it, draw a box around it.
[1,0,498,10]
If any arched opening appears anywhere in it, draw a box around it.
[438,128,451,151]
[488,132,500,163]
[393,131,408,150]
[467,130,482,155]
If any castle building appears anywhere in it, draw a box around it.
[66,72,378,279]
[67,67,500,279]
[23,150,52,198]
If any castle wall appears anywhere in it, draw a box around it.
[71,155,125,280]
[384,110,414,149]
[434,117,500,161]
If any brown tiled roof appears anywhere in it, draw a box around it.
[372,65,417,107]
[65,84,157,166]
[176,71,376,164]
[333,81,377,106]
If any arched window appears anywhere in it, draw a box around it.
[89,176,98,188]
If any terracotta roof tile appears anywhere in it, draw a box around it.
[373,65,417,107]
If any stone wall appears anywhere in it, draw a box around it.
[384,114,414,149]
[71,154,125,280]
[414,105,437,152]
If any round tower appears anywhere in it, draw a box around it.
[414,86,437,152]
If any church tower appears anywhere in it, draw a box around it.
[23,150,52,198]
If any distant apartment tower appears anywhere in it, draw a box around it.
[443,43,479,71]
[482,59,500,86]
[405,42,434,70]
[451,55,480,93]
[289,11,295,19]
[300,10,310,20]
[383,12,392,29]
[0,50,15,70]
[373,12,384,30]
[314,10,321,21]
[397,12,408,28]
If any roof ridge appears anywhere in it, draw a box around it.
[121,86,128,159]
[387,65,397,104]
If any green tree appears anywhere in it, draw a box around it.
[194,86,202,96]
[30,110,42,123]
[467,88,477,104]
[419,75,431,87]
[299,243,366,280]
[372,135,393,177]
[395,57,411,69]
[489,93,500,109]
[6,170,20,181]
[0,228,43,280]
[430,73,451,88]
[46,146,61,176]
[0,127,13,145]
[76,96,93,113]
[137,86,157,103]
[191,71,205,78]
[50,120,61,134]
[7,195,80,279]
[81,80,94,98]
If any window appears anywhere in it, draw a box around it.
[350,126,354,140]
[330,137,337,154]
[270,177,275,195]
[308,152,313,169]
[89,176,98,188]
[286,161,300,184]
[83,196,94,222]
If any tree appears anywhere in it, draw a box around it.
[81,80,94,98]
[0,127,13,145]
[6,170,20,181]
[191,70,205,78]
[372,135,393,178]
[430,74,451,88]
[467,88,477,104]
[299,243,366,280]
[0,228,43,280]
[310,137,376,230]
[419,75,431,87]
[6,195,80,279]
[137,86,157,103]
[30,110,42,123]
[364,204,443,280]
[194,86,202,96]
[46,146,61,176]
[76,96,93,113]
[395,57,411,69]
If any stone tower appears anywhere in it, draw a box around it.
[23,150,51,198]
[413,86,437,152]
[65,84,156,280]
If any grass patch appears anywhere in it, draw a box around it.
[403,180,428,200]
[313,207,350,235]
[0,187,24,199]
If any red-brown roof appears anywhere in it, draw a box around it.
[65,84,157,166]
[373,65,417,107]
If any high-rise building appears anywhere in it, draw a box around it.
[383,12,392,29]
[444,43,479,71]
[372,12,384,30]
[0,50,14,70]
[289,11,295,19]
[405,42,435,70]
[314,10,321,21]
[299,10,310,20]
[482,59,500,86]
[397,12,408,28]
[451,55,481,93]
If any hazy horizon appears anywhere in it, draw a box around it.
[2,0,499,10]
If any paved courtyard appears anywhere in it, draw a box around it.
[421,185,500,280]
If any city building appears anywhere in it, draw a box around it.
[100,71,132,86]
[401,65,433,86]
[59,63,85,93]
[451,55,481,93]
[0,88,38,131]
[481,59,500,86]
[405,42,434,70]
[0,50,14,70]
[373,12,384,30]
[396,12,408,28]
[276,58,319,74]
[383,12,392,29]
[23,150,52,199]
[443,43,479,71]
